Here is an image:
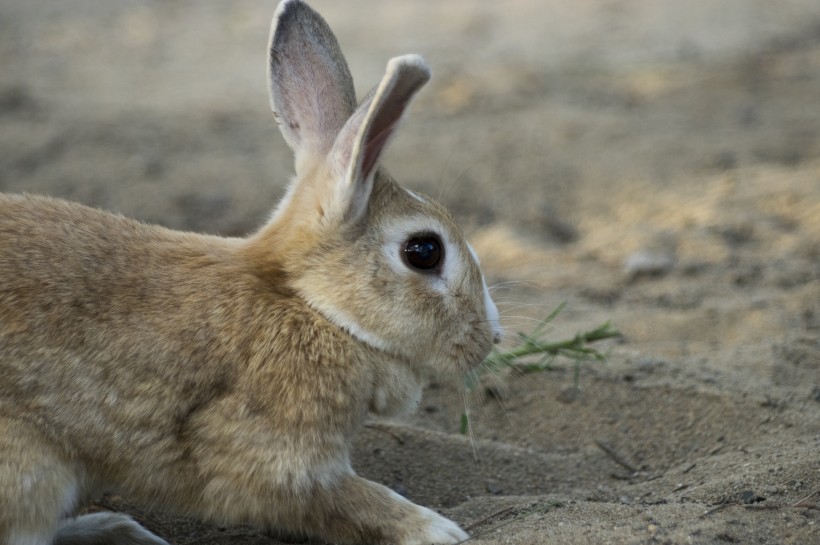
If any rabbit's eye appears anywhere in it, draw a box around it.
[403,235,442,272]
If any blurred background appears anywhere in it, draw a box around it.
[1,0,818,234]
[2,3,819,542]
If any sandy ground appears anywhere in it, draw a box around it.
[1,1,819,543]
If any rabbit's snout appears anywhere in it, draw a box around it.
[481,280,503,345]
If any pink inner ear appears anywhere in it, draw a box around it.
[360,118,399,181]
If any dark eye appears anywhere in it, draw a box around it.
[403,235,443,271]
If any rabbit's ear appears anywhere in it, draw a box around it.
[326,55,431,223]
[268,0,357,161]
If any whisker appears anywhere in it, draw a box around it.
[460,373,483,466]
[474,316,536,324]
[474,314,553,323]
[435,147,457,203]
[494,301,564,311]
[500,313,550,320]
[488,280,539,292]
[502,315,562,326]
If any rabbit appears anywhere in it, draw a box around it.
[0,0,502,544]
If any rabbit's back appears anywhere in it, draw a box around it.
[0,194,245,364]
[0,194,266,468]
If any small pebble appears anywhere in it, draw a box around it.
[624,250,675,278]
[739,490,765,504]
[485,480,503,495]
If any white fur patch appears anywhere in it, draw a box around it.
[404,188,427,204]
[412,506,470,545]
[303,296,391,352]
[386,490,469,545]
[56,513,170,545]
[467,243,502,342]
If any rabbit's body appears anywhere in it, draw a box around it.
[0,1,500,544]
[0,191,449,544]
[0,191,419,518]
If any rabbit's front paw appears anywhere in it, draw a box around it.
[404,506,469,545]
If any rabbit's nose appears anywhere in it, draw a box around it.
[493,330,503,345]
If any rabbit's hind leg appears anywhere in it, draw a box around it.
[0,419,80,545]
[55,512,169,545]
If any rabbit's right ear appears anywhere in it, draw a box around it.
[268,0,357,164]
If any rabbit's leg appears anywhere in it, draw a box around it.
[0,419,79,545]
[55,512,169,545]
[305,474,468,545]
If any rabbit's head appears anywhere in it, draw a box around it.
[245,0,501,374]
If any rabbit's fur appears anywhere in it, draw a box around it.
[0,1,501,544]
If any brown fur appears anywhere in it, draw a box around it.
[0,1,497,544]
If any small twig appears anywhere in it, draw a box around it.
[363,422,405,445]
[484,321,621,371]
[456,515,525,545]
[700,500,731,518]
[460,305,620,433]
[456,501,561,545]
[792,489,819,507]
[745,503,819,512]
[595,440,639,474]
[463,505,521,533]
[701,495,819,519]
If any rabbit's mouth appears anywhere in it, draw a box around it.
[448,324,495,374]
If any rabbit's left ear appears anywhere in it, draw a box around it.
[268,0,357,163]
[325,55,431,224]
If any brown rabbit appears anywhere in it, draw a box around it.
[0,1,501,544]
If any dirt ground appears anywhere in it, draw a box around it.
[1,1,818,544]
